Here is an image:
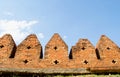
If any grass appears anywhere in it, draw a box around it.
[53,74,120,77]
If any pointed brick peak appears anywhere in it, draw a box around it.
[76,38,95,49]
[46,33,68,48]
[97,35,113,41]
[50,33,63,40]
[1,34,13,40]
[18,34,42,47]
[0,34,16,45]
[16,34,43,59]
[96,35,119,51]
[1,34,12,37]
[0,34,16,58]
[97,35,112,42]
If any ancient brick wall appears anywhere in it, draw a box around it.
[69,39,97,68]
[44,33,69,68]
[13,34,43,68]
[0,33,120,74]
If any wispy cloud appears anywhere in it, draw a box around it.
[38,33,44,39]
[3,11,14,16]
[63,35,67,39]
[0,20,38,44]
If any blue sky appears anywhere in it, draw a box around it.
[0,0,120,50]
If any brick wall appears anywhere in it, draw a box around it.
[0,33,120,73]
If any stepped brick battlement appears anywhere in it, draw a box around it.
[0,33,120,74]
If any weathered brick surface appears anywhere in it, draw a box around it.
[91,35,120,71]
[44,33,69,68]
[14,34,43,68]
[0,33,120,73]
[0,34,16,68]
[69,39,97,68]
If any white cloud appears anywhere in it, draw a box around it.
[0,20,38,44]
[3,11,14,16]
[63,35,67,39]
[38,33,44,39]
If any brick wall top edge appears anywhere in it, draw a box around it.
[17,34,42,47]
[0,34,119,49]
[0,34,16,46]
[96,35,119,48]
[45,33,68,48]
[76,38,95,48]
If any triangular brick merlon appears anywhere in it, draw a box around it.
[0,33,120,73]
[15,34,43,60]
[45,33,68,49]
[0,34,16,59]
[93,35,120,69]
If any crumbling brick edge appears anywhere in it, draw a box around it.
[0,33,120,74]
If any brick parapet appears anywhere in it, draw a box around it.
[0,33,119,73]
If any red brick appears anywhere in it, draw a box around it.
[92,35,120,70]
[14,34,43,68]
[69,39,97,68]
[44,33,69,68]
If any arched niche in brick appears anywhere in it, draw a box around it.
[93,35,120,70]
[0,34,16,59]
[69,39,96,68]
[44,33,68,65]
[14,34,43,65]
